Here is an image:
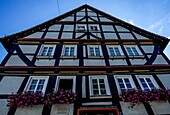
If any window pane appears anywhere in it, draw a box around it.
[95,47,100,56]
[41,47,48,56]
[70,47,74,56]
[114,47,121,56]
[29,85,36,90]
[139,78,145,83]
[126,47,133,56]
[58,79,73,90]
[148,83,154,89]
[64,47,69,56]
[92,79,97,83]
[124,78,130,83]
[100,89,106,95]
[117,79,123,83]
[93,90,99,95]
[39,80,45,84]
[145,78,151,82]
[109,47,115,56]
[31,80,38,84]
[132,47,139,56]
[37,85,43,91]
[90,47,95,56]
[126,84,132,89]
[47,47,53,56]
[119,84,125,89]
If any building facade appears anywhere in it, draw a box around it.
[0,4,170,115]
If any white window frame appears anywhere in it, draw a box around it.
[106,45,124,58]
[87,45,103,58]
[124,45,143,57]
[38,45,56,58]
[89,75,111,97]
[55,76,76,92]
[24,76,49,95]
[114,75,136,93]
[76,24,86,31]
[61,45,77,58]
[136,75,159,91]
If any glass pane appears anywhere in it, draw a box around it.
[100,84,105,88]
[90,47,94,56]
[39,80,45,84]
[37,85,43,90]
[95,47,100,56]
[29,85,36,90]
[126,84,132,89]
[132,47,139,56]
[117,79,123,83]
[47,47,53,56]
[92,79,97,83]
[99,79,104,83]
[100,89,106,95]
[142,83,148,89]
[124,78,130,83]
[64,47,69,56]
[145,78,151,82]
[93,90,99,95]
[114,47,121,56]
[119,84,125,89]
[109,47,115,56]
[148,83,154,89]
[31,80,38,84]
[126,47,133,56]
[93,84,98,89]
[41,47,48,56]
[70,47,74,56]
[139,78,145,83]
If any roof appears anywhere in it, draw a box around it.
[1,4,169,51]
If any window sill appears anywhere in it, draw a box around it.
[128,55,145,59]
[109,56,126,59]
[60,56,77,59]
[88,56,104,58]
[36,56,54,59]
[90,95,112,99]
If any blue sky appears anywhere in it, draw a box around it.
[0,0,170,63]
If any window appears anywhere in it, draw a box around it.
[55,76,76,92]
[61,45,77,57]
[114,75,136,93]
[77,25,86,31]
[107,45,124,57]
[125,46,142,56]
[90,25,98,31]
[88,45,103,57]
[38,45,55,57]
[136,75,159,91]
[25,76,49,94]
[89,75,110,96]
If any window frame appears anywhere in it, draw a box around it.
[87,45,103,58]
[136,75,159,91]
[24,76,49,95]
[89,24,99,32]
[37,45,56,58]
[61,45,77,58]
[106,45,125,58]
[55,76,76,92]
[89,75,111,97]
[124,45,143,58]
[76,24,86,32]
[114,75,136,93]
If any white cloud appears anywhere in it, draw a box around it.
[148,13,170,35]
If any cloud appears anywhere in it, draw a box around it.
[148,13,170,35]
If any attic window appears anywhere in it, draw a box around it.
[77,25,86,31]
[90,26,98,31]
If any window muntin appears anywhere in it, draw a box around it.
[125,45,142,56]
[88,45,103,57]
[25,76,49,94]
[62,45,77,57]
[115,75,136,93]
[55,76,76,92]
[136,75,159,91]
[89,75,110,96]
[38,45,55,57]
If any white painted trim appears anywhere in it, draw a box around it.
[136,75,159,90]
[87,45,103,57]
[55,76,76,92]
[24,76,49,95]
[114,75,136,93]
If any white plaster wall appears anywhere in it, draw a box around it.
[19,45,38,54]
[83,46,86,57]
[0,76,24,94]
[151,101,170,114]
[120,101,148,115]
[24,32,43,38]
[0,99,8,115]
[84,59,105,66]
[15,105,43,115]
[26,55,34,61]
[5,55,27,66]
[119,33,134,39]
[59,59,79,66]
[141,45,154,53]
[35,59,55,66]
[51,104,74,115]
[153,55,168,64]
[157,74,170,89]
[133,32,148,39]
[130,59,146,65]
[45,32,59,38]
[109,59,127,65]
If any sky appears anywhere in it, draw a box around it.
[0,0,170,63]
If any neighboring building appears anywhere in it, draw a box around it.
[0,4,170,115]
